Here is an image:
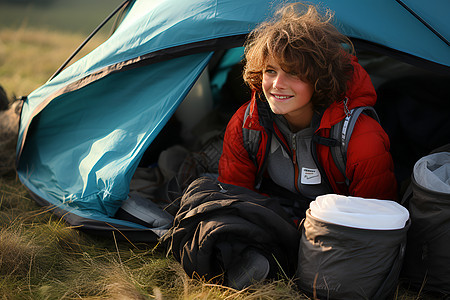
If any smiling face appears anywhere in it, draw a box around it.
[262,57,315,131]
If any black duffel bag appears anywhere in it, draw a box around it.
[401,145,450,295]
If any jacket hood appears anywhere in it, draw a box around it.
[319,55,377,130]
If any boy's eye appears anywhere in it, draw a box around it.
[264,69,276,74]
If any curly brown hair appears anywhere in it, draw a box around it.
[243,3,354,109]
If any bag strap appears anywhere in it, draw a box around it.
[242,103,261,165]
[329,102,380,186]
[242,101,273,190]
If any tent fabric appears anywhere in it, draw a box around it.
[18,54,211,228]
[16,0,450,236]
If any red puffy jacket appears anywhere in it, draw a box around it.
[218,56,398,201]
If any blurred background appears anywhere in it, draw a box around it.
[0,0,123,34]
[0,0,123,98]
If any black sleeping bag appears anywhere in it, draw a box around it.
[161,177,301,282]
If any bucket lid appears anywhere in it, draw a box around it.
[310,194,409,230]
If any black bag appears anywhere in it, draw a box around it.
[401,144,450,294]
[297,206,410,300]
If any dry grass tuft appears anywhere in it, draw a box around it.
[100,264,149,300]
[185,280,308,300]
[0,226,41,277]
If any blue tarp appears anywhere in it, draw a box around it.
[16,0,450,232]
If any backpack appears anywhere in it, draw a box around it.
[242,98,381,190]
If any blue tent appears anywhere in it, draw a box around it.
[16,0,450,241]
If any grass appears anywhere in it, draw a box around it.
[0,28,100,99]
[1,174,309,299]
[0,0,123,97]
[0,28,112,99]
[0,0,123,35]
[0,25,445,299]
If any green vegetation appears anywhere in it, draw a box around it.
[0,28,106,98]
[0,0,123,97]
[0,0,123,35]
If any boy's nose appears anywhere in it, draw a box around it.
[273,74,287,89]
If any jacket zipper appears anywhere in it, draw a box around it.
[291,133,301,193]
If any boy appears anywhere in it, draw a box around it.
[218,3,397,208]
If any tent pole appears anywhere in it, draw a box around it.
[395,0,450,47]
[48,0,132,82]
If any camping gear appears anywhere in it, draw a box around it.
[226,248,270,290]
[161,176,300,287]
[115,192,173,229]
[297,194,410,299]
[15,0,450,241]
[401,146,450,294]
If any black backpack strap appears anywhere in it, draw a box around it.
[242,103,261,165]
[329,103,381,186]
[242,101,273,190]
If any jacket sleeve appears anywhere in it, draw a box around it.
[218,106,258,191]
[346,114,398,201]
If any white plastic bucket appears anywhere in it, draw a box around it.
[310,194,409,230]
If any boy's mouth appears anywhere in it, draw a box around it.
[272,94,293,100]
